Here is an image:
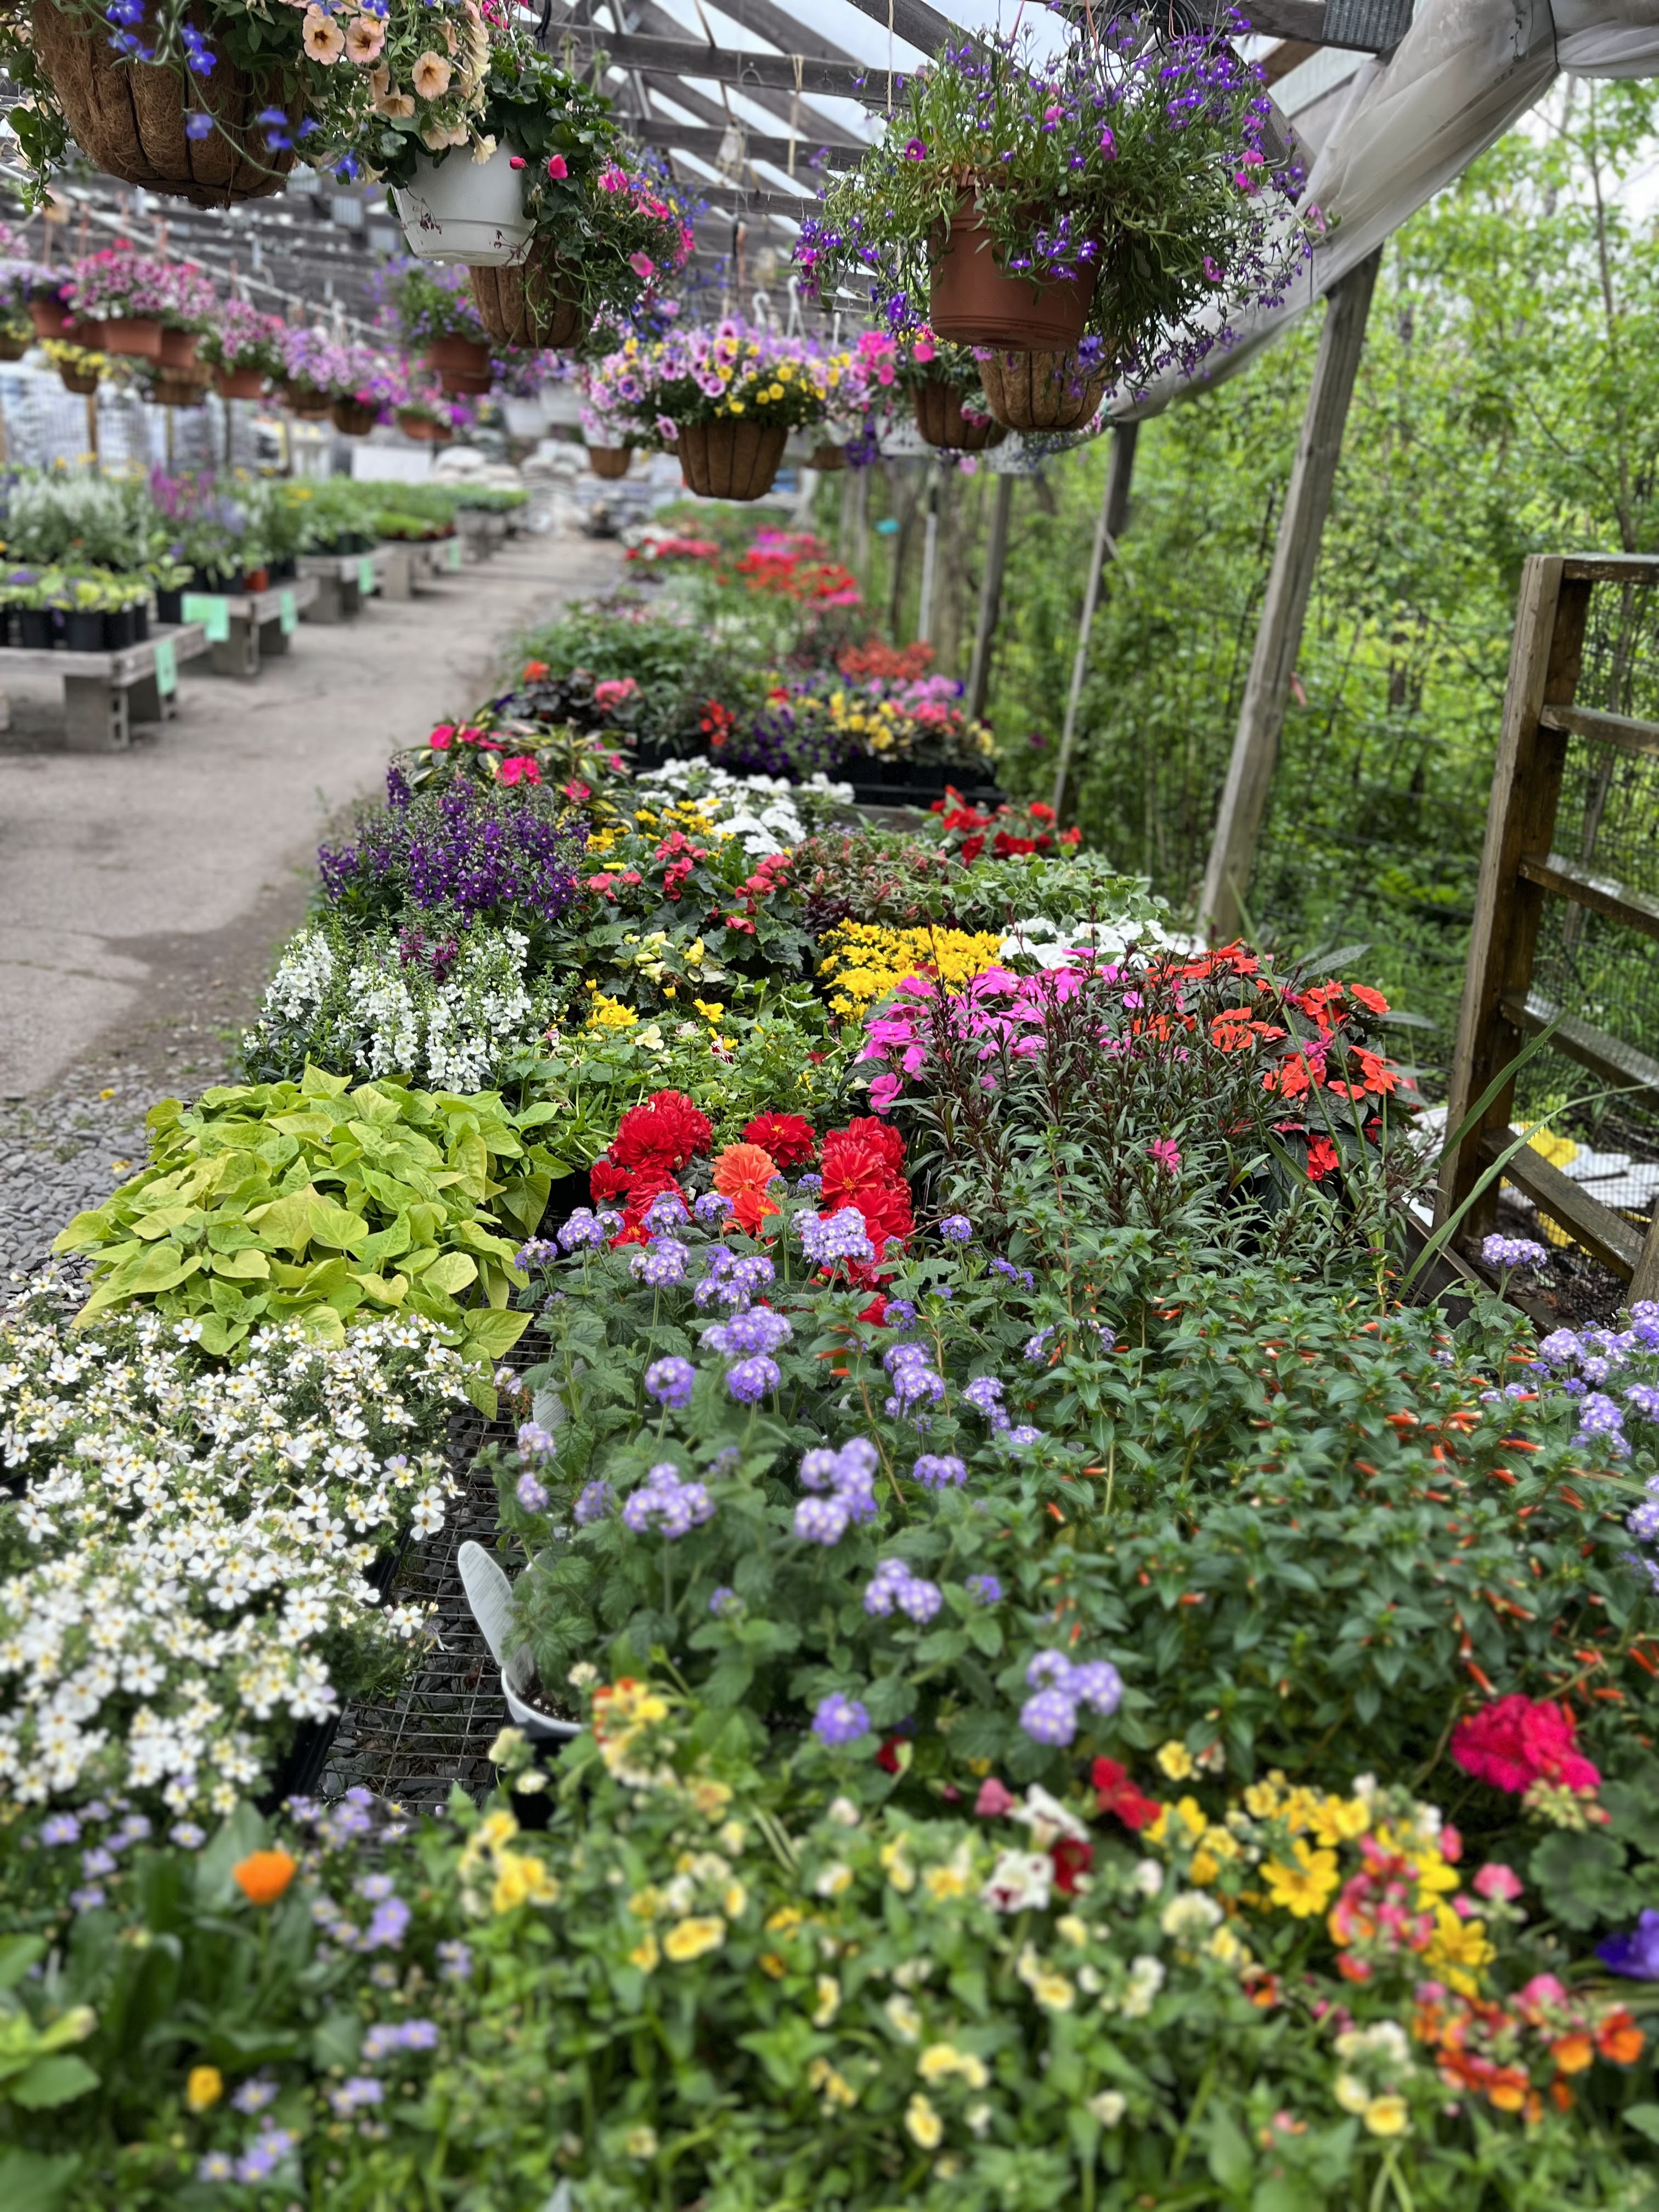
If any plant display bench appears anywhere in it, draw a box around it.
[181,578,320,679]
[297,548,393,624]
[379,538,464,600]
[456,509,508,561]
[0,622,209,750]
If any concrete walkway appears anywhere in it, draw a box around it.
[0,529,621,1100]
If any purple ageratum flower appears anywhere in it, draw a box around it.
[1627,1384,1659,1422]
[864,1559,943,1623]
[631,1237,689,1289]
[1068,1660,1124,1716]
[1019,1686,1078,1746]
[963,1375,1008,1422]
[795,1493,851,1544]
[1004,1425,1043,1451]
[642,1190,691,1234]
[799,1206,876,1268]
[515,1237,557,1272]
[515,1471,549,1513]
[1026,1650,1074,1692]
[1576,1392,1628,1451]
[939,1214,973,1243]
[988,1257,1035,1290]
[727,1354,781,1404]
[702,1307,793,1358]
[622,1463,714,1538]
[644,1355,696,1409]
[912,1453,967,1489]
[517,1421,555,1460]
[1025,1327,1056,1364]
[709,1585,741,1616]
[1599,1908,1659,1978]
[884,1298,917,1332]
[694,1190,729,1224]
[1481,1234,1549,1271]
[966,1573,1002,1605]
[558,1209,607,1252]
[1537,1329,1582,1367]
[812,1691,871,1746]
[795,1172,823,1195]
[574,1479,615,1526]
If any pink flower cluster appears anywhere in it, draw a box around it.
[1450,1695,1601,1797]
[861,966,1101,1114]
[67,248,218,325]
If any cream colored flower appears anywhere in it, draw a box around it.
[344,13,383,62]
[624,2126,658,2159]
[1087,2090,1126,2126]
[369,67,415,119]
[1334,2073,1371,2116]
[302,6,345,61]
[811,1976,840,2027]
[412,49,453,99]
[905,2094,943,2150]
[470,132,498,163]
[663,1915,724,1962]
[629,1933,659,1972]
[884,1993,922,2043]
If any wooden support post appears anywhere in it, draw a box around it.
[967,473,1013,720]
[1198,248,1382,943]
[917,480,939,643]
[1050,419,1138,821]
[1434,558,1592,1238]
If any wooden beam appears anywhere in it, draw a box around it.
[1052,419,1138,821]
[1561,554,1659,583]
[1435,560,1591,1238]
[1516,850,1659,940]
[1501,990,1659,1113]
[1260,37,1321,80]
[1539,702,1659,759]
[967,473,1012,721]
[1198,247,1380,943]
[1476,1128,1644,1276]
[632,118,853,170]
[560,29,875,97]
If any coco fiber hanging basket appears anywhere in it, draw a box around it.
[469,244,582,351]
[677,420,787,502]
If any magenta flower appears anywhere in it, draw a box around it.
[1098,127,1116,158]
[546,154,568,179]
[629,251,655,280]
[903,138,927,160]
[1149,1137,1181,1175]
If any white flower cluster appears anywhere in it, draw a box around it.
[997,913,1170,973]
[636,760,851,857]
[244,925,555,1092]
[0,1300,466,1815]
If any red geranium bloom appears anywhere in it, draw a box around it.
[1451,1696,1601,1796]
[1092,1757,1163,1832]
[741,1111,817,1168]
[611,1090,712,1173]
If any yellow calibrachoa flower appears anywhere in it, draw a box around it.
[818,922,1005,1022]
[186,2066,223,2111]
[919,2043,989,2089]
[905,2094,944,2149]
[492,1850,560,1914]
[1363,2094,1410,2137]
[765,1905,804,1936]
[630,1933,661,1972]
[1155,1740,1195,1781]
[811,1975,841,2026]
[1261,1838,1340,1920]
[663,1915,726,1962]
[809,2057,859,2109]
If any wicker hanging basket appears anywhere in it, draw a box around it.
[469,242,582,350]
[912,377,1007,453]
[978,348,1108,434]
[677,420,788,502]
[585,445,632,479]
[0,330,30,363]
[57,362,99,396]
[151,368,210,408]
[281,381,334,420]
[31,0,303,207]
[809,443,847,472]
[331,396,377,436]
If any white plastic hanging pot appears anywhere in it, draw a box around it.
[394,145,534,267]
[458,1540,580,1743]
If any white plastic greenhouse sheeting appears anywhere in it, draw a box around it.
[1113,0,1659,419]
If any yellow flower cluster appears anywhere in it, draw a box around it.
[817,922,1006,1021]
[585,988,639,1031]
[458,1807,562,1917]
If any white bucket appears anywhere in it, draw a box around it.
[395,145,534,267]
[458,1539,580,1743]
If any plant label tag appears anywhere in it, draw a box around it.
[153,637,177,696]
[447,540,462,572]
[279,590,298,636]
[182,594,230,644]
[357,556,375,597]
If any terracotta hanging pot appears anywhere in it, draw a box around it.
[585,445,632,479]
[64,318,105,351]
[152,368,208,407]
[912,376,1007,453]
[31,0,302,207]
[678,420,787,502]
[27,293,70,341]
[978,347,1108,433]
[331,396,377,436]
[57,362,99,395]
[282,381,334,420]
[810,442,847,472]
[469,242,582,349]
[157,325,199,369]
[100,315,163,360]
[213,364,267,400]
[425,335,492,398]
[929,194,1097,352]
[397,409,444,442]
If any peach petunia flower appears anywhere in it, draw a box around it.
[712,1142,781,1234]
[345,14,385,62]
[302,5,345,61]
[412,49,453,99]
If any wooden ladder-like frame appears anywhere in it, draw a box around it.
[1436,552,1659,1300]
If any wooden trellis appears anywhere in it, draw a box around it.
[1436,550,1659,1300]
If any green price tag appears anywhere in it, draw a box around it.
[447,539,461,572]
[153,637,177,697]
[357,556,375,597]
[279,589,297,636]
[182,593,230,644]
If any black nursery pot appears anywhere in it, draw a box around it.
[106,607,135,648]
[272,555,297,581]
[18,609,53,649]
[65,611,104,652]
[156,588,183,625]
[132,603,149,641]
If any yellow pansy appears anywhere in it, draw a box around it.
[1364,2095,1410,2137]
[1155,1741,1194,1781]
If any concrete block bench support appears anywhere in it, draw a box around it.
[0,622,210,750]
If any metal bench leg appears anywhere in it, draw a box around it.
[63,675,131,751]
[211,617,259,679]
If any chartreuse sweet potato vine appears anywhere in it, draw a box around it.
[52,1065,563,1386]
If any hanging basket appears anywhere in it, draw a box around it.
[395,143,534,266]
[331,396,377,437]
[586,444,632,480]
[152,368,208,408]
[929,194,1097,352]
[469,241,581,349]
[57,363,99,396]
[100,315,163,360]
[31,0,302,207]
[281,381,334,420]
[158,325,199,369]
[424,335,492,398]
[397,409,451,444]
[978,348,1108,434]
[0,330,30,362]
[809,442,847,472]
[27,294,70,341]
[678,420,788,502]
[912,376,1007,453]
[212,364,267,400]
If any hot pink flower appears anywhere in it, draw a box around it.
[593,677,637,709]
[547,154,568,179]
[498,755,541,786]
[428,724,455,749]
[975,1776,1017,1817]
[1149,1137,1181,1175]
[629,251,655,280]
[867,1072,902,1114]
[1472,1863,1523,1903]
[1451,1695,1601,1796]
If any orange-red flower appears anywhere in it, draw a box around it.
[233,1849,297,1906]
[713,1143,781,1233]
